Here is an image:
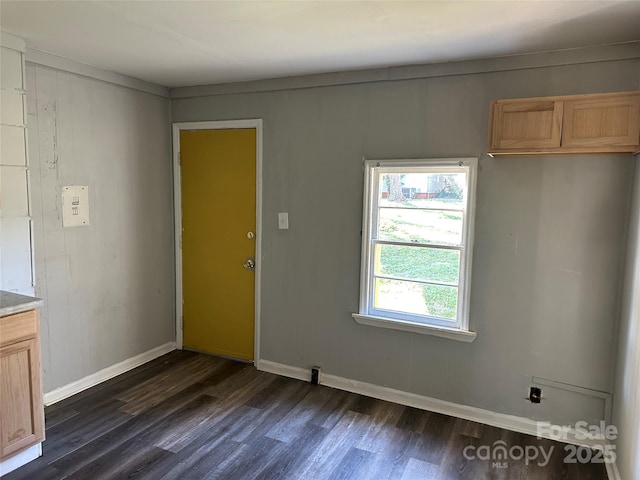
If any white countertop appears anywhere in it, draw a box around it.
[0,291,44,317]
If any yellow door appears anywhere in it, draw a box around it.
[180,128,256,361]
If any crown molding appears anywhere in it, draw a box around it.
[26,48,169,98]
[171,41,640,99]
[0,31,26,52]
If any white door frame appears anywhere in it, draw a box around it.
[172,119,263,363]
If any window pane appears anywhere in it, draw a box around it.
[423,284,458,320]
[375,278,458,320]
[375,244,460,284]
[378,208,463,245]
[379,172,466,208]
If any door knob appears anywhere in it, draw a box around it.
[243,257,255,270]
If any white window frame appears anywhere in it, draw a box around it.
[352,158,478,342]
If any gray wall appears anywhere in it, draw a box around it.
[173,58,638,424]
[613,156,640,480]
[26,63,175,393]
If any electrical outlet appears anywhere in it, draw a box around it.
[311,366,320,385]
[528,386,542,404]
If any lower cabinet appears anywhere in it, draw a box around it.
[0,309,45,459]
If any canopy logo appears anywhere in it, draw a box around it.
[463,440,554,468]
[464,421,618,469]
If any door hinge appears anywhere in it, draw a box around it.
[178,151,181,165]
[179,234,183,249]
[180,316,184,330]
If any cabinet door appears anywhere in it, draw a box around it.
[0,338,44,458]
[562,94,640,148]
[490,100,563,150]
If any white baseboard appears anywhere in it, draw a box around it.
[44,342,176,406]
[605,457,621,480]
[0,443,41,476]
[37,351,620,479]
[257,359,608,452]
[258,359,311,382]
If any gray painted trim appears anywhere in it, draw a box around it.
[0,31,26,52]
[171,41,640,99]
[172,67,391,99]
[389,42,640,82]
[25,48,169,98]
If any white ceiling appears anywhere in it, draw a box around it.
[2,1,639,88]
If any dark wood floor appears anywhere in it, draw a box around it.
[4,350,607,480]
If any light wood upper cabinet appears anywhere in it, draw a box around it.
[0,309,45,459]
[488,91,640,155]
[563,94,640,148]
[491,100,563,149]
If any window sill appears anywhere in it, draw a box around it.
[351,313,477,343]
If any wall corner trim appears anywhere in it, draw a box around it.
[0,31,26,52]
[43,342,176,406]
[25,48,169,98]
[605,456,621,480]
[257,359,610,452]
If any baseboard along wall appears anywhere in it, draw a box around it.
[256,359,609,452]
[39,348,618,479]
[43,342,176,406]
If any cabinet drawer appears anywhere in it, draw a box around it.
[0,310,38,347]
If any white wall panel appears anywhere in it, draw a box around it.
[1,43,31,296]
[0,89,25,126]
[0,216,32,293]
[0,125,26,166]
[0,166,28,216]
[1,47,23,90]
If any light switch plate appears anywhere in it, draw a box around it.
[62,186,90,227]
[278,212,289,230]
